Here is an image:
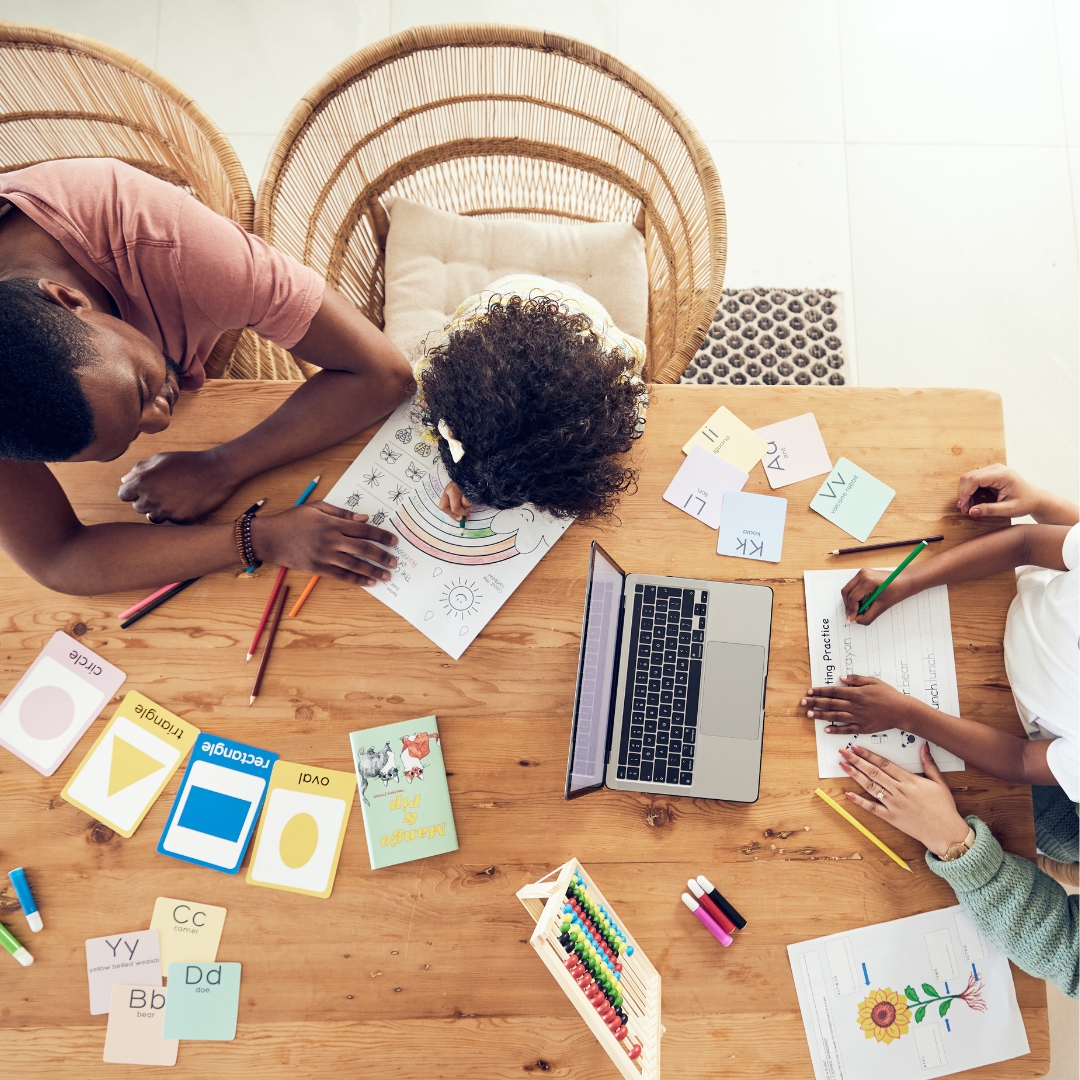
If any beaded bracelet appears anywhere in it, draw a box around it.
[234,508,262,570]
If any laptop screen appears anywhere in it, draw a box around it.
[565,542,626,799]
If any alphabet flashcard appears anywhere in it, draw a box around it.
[753,412,833,489]
[85,929,162,1015]
[717,490,788,563]
[246,760,356,898]
[157,734,277,874]
[682,405,768,473]
[151,897,227,969]
[62,692,199,838]
[0,631,125,776]
[162,962,241,1041]
[810,457,896,542]
[103,984,178,1066]
[662,445,748,529]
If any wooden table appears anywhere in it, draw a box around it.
[0,384,1048,1078]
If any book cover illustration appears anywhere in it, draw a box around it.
[350,716,459,870]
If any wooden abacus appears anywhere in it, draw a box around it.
[517,858,663,1079]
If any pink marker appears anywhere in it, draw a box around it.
[118,582,181,621]
[681,892,732,946]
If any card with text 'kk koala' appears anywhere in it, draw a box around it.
[103,984,178,1066]
[162,962,241,1041]
[718,490,788,563]
[85,929,162,1015]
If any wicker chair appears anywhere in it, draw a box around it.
[246,24,726,383]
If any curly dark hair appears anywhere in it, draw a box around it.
[418,294,646,519]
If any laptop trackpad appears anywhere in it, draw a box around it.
[700,641,765,740]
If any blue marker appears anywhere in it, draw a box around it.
[7,868,42,932]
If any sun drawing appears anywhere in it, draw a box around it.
[441,578,482,618]
[857,988,912,1044]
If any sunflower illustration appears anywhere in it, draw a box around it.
[857,988,912,1044]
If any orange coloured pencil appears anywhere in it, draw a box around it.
[289,574,320,618]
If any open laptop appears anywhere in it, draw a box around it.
[565,542,774,802]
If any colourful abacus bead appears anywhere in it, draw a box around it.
[564,955,577,970]
[627,1044,642,1061]
[614,1025,628,1041]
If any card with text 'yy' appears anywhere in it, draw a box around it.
[810,457,896,542]
[157,734,277,874]
[662,445,748,529]
[682,405,768,473]
[103,984,178,1066]
[246,760,356,898]
[62,692,199,838]
[151,897,227,970]
[85,929,162,1015]
[718,490,788,563]
[753,412,833,489]
[163,962,241,1041]
[0,631,125,777]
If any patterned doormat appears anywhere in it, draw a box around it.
[680,289,850,386]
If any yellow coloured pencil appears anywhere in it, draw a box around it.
[814,788,912,872]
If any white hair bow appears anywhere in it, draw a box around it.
[437,418,466,463]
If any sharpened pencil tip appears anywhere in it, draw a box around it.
[249,695,256,706]
[255,498,267,507]
[245,653,253,662]
[313,473,322,482]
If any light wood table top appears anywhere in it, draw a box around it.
[0,384,1047,1078]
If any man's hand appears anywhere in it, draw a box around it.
[253,501,398,586]
[118,450,239,523]
[801,674,922,734]
[840,568,913,624]
[840,743,970,859]
[439,480,472,521]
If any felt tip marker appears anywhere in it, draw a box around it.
[7,868,42,932]
[687,878,735,936]
[0,921,33,965]
[681,893,732,946]
[696,875,747,930]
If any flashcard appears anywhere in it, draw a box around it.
[157,734,277,874]
[810,457,896,542]
[247,760,356,898]
[717,490,788,563]
[62,693,199,838]
[0,631,125,776]
[162,962,240,1041]
[103,984,178,1066]
[151,897,227,969]
[85,929,162,1015]
[662,445,748,529]
[753,412,833,489]
[682,405,768,473]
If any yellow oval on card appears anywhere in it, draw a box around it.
[279,812,320,868]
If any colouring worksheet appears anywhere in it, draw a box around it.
[325,398,573,659]
[803,570,964,778]
[788,905,1029,1080]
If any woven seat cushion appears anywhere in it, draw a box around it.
[381,196,649,362]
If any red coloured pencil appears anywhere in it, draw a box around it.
[249,585,289,706]
[247,566,288,661]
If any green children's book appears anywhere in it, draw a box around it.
[349,716,458,869]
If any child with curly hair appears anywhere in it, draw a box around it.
[413,274,649,523]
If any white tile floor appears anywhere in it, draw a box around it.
[4,0,1078,1070]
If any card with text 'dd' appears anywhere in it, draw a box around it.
[662,445,748,529]
[809,457,896,542]
[717,490,788,563]
[103,984,178,1066]
[0,631,125,777]
[682,405,768,473]
[62,692,199,838]
[753,412,833,489]
[151,897,227,969]
[85,929,162,1015]
[162,962,240,1041]
[246,760,356,898]
[157,734,277,874]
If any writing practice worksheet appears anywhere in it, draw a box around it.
[803,570,964,778]
[326,398,573,659]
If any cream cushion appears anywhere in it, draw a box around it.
[381,196,649,362]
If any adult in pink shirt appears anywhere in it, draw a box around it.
[0,158,412,594]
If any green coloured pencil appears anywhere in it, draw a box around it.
[857,540,928,615]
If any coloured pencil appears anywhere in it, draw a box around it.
[857,540,928,615]
[249,584,289,705]
[119,579,198,629]
[289,574,320,618]
[815,787,912,872]
[118,581,180,621]
[827,534,943,556]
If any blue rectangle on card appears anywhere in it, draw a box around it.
[178,786,251,842]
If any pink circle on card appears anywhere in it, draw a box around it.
[18,684,77,741]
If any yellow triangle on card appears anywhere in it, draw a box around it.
[108,735,163,796]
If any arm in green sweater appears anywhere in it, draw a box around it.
[927,816,1078,999]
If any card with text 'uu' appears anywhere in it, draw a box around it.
[85,929,162,1015]
[0,631,125,777]
[62,692,199,838]
[151,897,227,969]
[717,490,788,563]
[163,962,241,1041]
[103,984,178,1066]
[753,412,833,489]
[682,405,768,473]
[157,734,277,874]
[809,457,895,542]
[662,445,748,529]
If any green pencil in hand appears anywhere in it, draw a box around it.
[857,540,928,615]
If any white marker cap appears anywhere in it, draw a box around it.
[696,874,715,892]
[12,946,33,966]
[26,911,43,933]
[680,892,699,912]
[687,878,705,899]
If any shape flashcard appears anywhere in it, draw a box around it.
[247,760,356,898]
[662,445,748,529]
[810,457,896,542]
[754,412,833,489]
[85,929,162,1015]
[151,897,227,969]
[682,405,768,473]
[162,962,241,1041]
[103,984,178,1066]
[62,693,199,838]
[157,734,277,874]
[718,491,788,563]
[0,631,125,776]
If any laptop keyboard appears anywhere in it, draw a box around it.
[617,584,709,786]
